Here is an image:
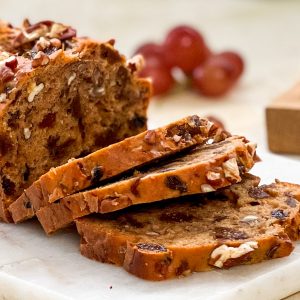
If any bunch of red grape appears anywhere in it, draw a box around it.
[135,25,244,97]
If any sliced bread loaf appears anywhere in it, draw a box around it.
[35,136,257,234]
[9,115,227,223]
[76,174,300,280]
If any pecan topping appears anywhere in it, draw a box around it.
[144,130,156,145]
[5,55,18,70]
[0,65,14,84]
[35,37,51,51]
[31,51,50,67]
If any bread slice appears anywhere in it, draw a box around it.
[35,136,257,234]
[0,19,151,222]
[9,115,227,223]
[76,174,300,281]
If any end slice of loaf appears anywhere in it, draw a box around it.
[35,136,257,234]
[9,115,228,223]
[76,175,300,281]
[0,19,151,222]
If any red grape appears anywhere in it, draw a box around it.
[163,25,208,74]
[192,59,235,97]
[134,42,169,69]
[139,65,174,96]
[208,51,244,79]
[135,42,164,58]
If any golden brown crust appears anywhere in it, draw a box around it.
[35,136,257,234]
[9,115,229,223]
[0,19,151,222]
[76,177,300,280]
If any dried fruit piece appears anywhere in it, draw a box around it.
[165,175,187,193]
[137,243,167,252]
[91,166,104,185]
[215,227,249,240]
[271,209,289,220]
[248,187,269,199]
[159,211,194,222]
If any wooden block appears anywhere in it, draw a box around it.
[266,82,300,154]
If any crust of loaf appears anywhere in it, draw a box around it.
[9,115,228,223]
[76,177,300,280]
[35,136,257,234]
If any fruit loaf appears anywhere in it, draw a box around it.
[76,174,300,281]
[0,19,151,222]
[9,115,228,223]
[35,136,257,234]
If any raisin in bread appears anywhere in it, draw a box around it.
[0,19,151,222]
[9,115,228,223]
[76,174,300,281]
[35,136,257,234]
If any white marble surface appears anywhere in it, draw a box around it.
[0,152,300,300]
[1,0,300,299]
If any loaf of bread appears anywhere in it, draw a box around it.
[9,115,228,223]
[0,19,151,222]
[76,174,300,280]
[35,136,256,234]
